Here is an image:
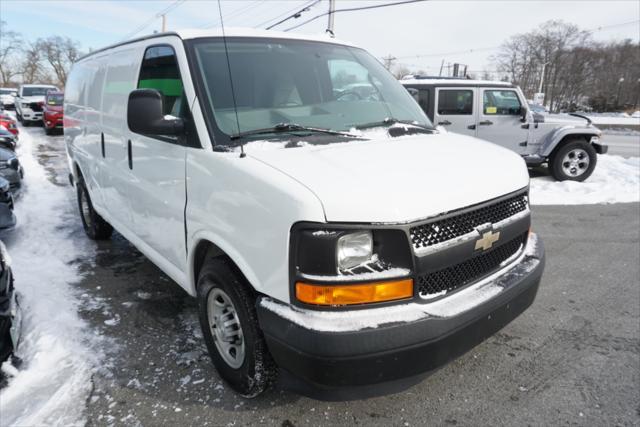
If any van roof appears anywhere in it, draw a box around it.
[400,77,515,87]
[20,84,58,88]
[79,27,357,61]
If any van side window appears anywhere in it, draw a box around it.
[483,90,522,115]
[438,89,473,115]
[137,46,184,117]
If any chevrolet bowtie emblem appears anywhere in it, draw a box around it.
[475,230,500,251]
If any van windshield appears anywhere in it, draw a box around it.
[191,38,433,145]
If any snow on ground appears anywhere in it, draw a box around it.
[0,126,102,426]
[586,115,640,126]
[530,155,640,205]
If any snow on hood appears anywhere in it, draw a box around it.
[18,95,45,103]
[247,132,529,223]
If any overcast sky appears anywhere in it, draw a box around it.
[1,0,638,74]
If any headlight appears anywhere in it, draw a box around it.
[22,102,30,108]
[336,231,373,271]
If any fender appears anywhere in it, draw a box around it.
[539,125,601,157]
[187,230,265,298]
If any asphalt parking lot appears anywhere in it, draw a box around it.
[25,126,640,426]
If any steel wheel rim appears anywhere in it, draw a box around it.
[207,288,245,369]
[80,189,93,227]
[561,148,590,177]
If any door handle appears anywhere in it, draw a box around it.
[467,124,476,130]
[479,120,493,126]
[127,139,132,170]
[100,133,105,157]
[437,120,452,126]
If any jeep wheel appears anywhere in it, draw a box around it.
[550,139,597,182]
[197,257,276,397]
[0,317,13,363]
[77,176,113,240]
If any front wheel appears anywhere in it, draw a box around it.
[550,139,597,182]
[76,176,113,240]
[197,258,276,397]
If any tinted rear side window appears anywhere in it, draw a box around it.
[137,45,184,116]
[437,89,473,115]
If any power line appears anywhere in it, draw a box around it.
[394,19,640,61]
[265,0,322,30]
[200,0,267,29]
[285,0,428,32]
[121,0,187,40]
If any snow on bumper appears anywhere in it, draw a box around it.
[256,234,545,391]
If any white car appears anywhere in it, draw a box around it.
[15,84,58,126]
[65,29,545,397]
[0,88,17,110]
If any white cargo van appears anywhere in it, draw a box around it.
[65,29,545,397]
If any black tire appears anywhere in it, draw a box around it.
[0,318,13,363]
[44,127,51,136]
[76,175,113,240]
[197,257,276,397]
[549,139,597,182]
[16,111,22,123]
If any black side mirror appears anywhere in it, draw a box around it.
[519,106,528,122]
[127,89,184,136]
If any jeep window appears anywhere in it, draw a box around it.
[137,45,185,117]
[22,87,55,97]
[437,89,473,115]
[483,90,522,115]
[47,94,63,106]
[190,38,431,144]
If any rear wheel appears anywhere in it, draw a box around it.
[550,139,597,182]
[197,257,276,397]
[0,318,12,363]
[76,175,113,240]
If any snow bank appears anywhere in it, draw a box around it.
[587,115,640,126]
[0,128,101,425]
[530,155,639,205]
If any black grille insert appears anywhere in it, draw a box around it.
[410,193,528,251]
[29,102,43,112]
[417,233,527,298]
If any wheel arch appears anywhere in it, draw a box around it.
[547,133,592,160]
[541,128,599,158]
[188,236,261,298]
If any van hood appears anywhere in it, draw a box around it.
[247,133,529,223]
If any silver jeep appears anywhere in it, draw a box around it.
[401,76,607,181]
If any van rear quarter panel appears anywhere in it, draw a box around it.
[186,151,326,302]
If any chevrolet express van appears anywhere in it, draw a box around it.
[65,29,545,397]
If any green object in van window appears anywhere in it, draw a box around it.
[138,79,183,97]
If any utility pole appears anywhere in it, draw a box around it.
[159,13,167,32]
[438,59,445,77]
[382,55,396,71]
[327,0,336,35]
[538,62,550,93]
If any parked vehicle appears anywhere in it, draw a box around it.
[15,84,58,126]
[0,148,23,189]
[0,240,19,364]
[0,111,19,138]
[65,29,545,397]
[401,76,607,181]
[0,89,17,110]
[0,177,15,228]
[0,128,17,151]
[43,91,64,135]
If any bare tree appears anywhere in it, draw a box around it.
[35,36,82,86]
[493,20,639,112]
[0,21,23,86]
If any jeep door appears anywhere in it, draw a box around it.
[124,40,196,277]
[476,88,529,153]
[433,87,477,136]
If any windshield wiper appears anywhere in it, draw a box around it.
[356,117,436,133]
[230,123,358,140]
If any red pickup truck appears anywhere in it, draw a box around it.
[43,91,64,135]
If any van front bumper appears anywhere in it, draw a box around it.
[257,237,544,395]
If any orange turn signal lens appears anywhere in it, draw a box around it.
[295,279,414,306]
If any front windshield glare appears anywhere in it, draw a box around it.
[193,38,432,144]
